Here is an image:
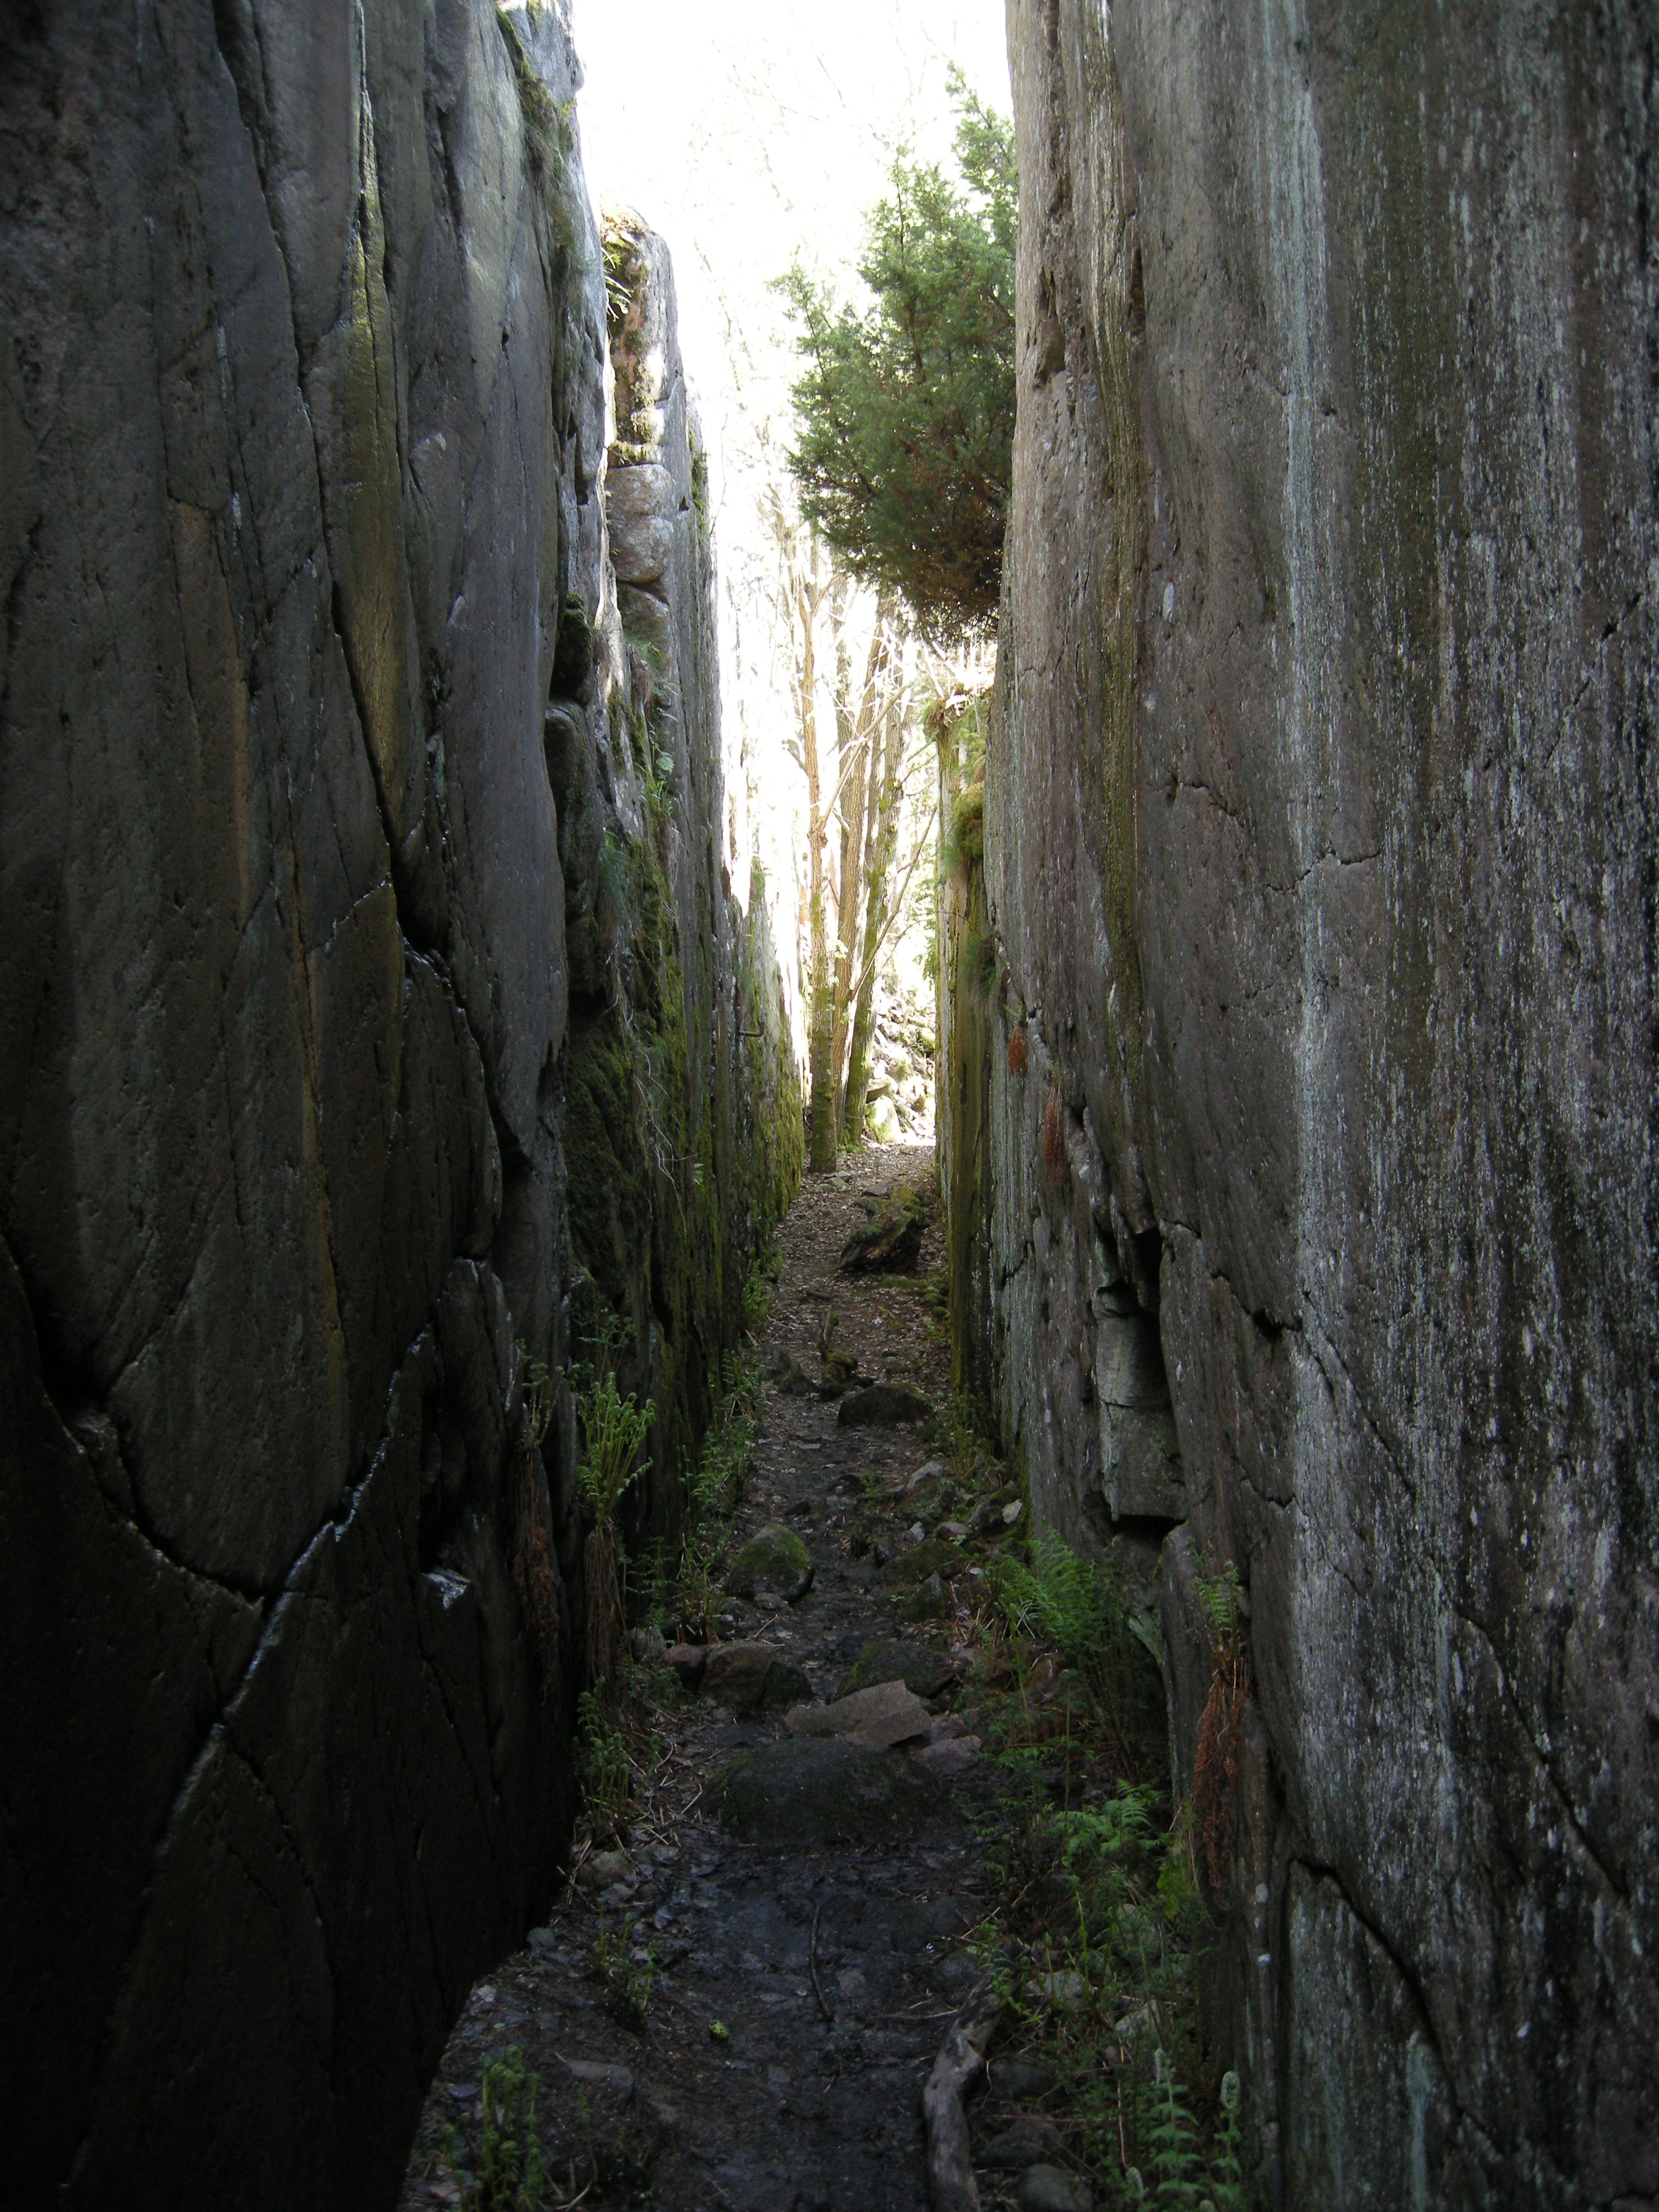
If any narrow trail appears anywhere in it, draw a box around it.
[403,1141,1018,2212]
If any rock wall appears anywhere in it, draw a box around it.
[0,5,796,2206]
[974,1,1657,2203]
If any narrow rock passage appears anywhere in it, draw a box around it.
[402,1142,999,2212]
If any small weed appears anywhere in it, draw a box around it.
[1193,1557,1252,1898]
[439,2045,544,2211]
[592,1910,656,2030]
[740,1257,773,1336]
[958,1525,1262,2206]
[666,1348,763,1639]
[576,1358,654,1694]
[578,1688,634,1834]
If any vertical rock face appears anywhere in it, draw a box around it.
[0,5,795,2207]
[980,2,1656,2203]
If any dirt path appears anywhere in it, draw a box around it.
[402,1141,1004,2212]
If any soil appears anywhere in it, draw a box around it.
[399,1141,1013,2212]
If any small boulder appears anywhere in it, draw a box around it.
[903,1572,952,1621]
[990,2057,1058,2099]
[1016,2167,1092,2212]
[575,1849,634,1890]
[664,1643,708,1689]
[724,1524,814,1601]
[836,1639,957,1702]
[701,1643,813,1715]
[763,1344,816,1396]
[911,1734,980,1778]
[559,2057,634,2102]
[884,1536,962,1587]
[838,1384,932,1428]
[784,1678,933,1749]
[710,1736,944,1844]
[980,2119,1064,2170]
[839,1185,933,1274]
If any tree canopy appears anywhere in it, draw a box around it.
[779,81,1016,639]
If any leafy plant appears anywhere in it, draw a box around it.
[440,2044,544,2211]
[592,1909,656,2031]
[578,1688,633,1833]
[578,1368,654,1524]
[740,1257,773,1337]
[668,1349,763,1640]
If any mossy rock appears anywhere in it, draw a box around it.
[710,1738,943,1844]
[837,1383,932,1428]
[902,1572,952,1622]
[724,1523,812,1598]
[836,1640,957,1703]
[839,1184,935,1275]
[883,1536,963,1588]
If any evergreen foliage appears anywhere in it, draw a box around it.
[780,75,1016,637]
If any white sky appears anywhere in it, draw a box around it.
[568,0,1009,1025]
[570,0,1010,503]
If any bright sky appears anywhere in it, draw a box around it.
[568,0,1009,1013]
[571,0,1010,498]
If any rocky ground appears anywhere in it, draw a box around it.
[399,1141,1098,2212]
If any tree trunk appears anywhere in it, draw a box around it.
[843,676,909,1142]
[828,603,894,1120]
[799,565,839,1173]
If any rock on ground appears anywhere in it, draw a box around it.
[711,1737,945,1846]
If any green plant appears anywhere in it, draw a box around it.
[495,10,566,188]
[666,1349,763,1640]
[779,71,1016,637]
[992,1531,1123,1681]
[740,1258,773,1337]
[440,2044,545,2211]
[576,1358,654,1689]
[592,1909,656,2030]
[578,1688,633,1833]
[578,1368,654,1524]
[1145,2047,1203,2206]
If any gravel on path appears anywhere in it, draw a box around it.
[400,1141,1000,2212]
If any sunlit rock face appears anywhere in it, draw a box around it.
[0,5,794,2206]
[986,2,1656,2202]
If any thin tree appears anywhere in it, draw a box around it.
[842,670,911,1141]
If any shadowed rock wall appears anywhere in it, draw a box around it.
[0,4,796,2206]
[976,1,1656,2202]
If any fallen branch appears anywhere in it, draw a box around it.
[809,1901,833,2024]
[921,1978,1001,2212]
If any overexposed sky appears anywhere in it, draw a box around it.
[571,0,1010,465]
[567,0,1009,1015]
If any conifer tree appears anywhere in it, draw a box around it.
[779,79,1016,639]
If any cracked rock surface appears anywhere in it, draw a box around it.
[0,7,794,2206]
[972,3,1659,2203]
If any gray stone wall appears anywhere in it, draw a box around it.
[0,5,795,2206]
[983,1,1657,2201]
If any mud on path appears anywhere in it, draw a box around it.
[401,1141,1005,2212]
